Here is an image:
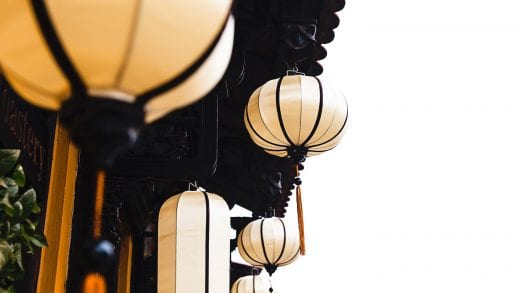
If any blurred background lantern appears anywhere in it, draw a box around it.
[237,217,299,276]
[244,73,348,255]
[231,274,271,293]
[0,1,234,291]
[158,189,230,293]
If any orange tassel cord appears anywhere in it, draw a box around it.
[295,164,306,255]
[83,273,107,293]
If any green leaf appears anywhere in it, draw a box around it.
[0,178,18,199]
[10,224,20,234]
[28,233,47,248]
[0,286,15,293]
[31,204,41,214]
[24,219,36,231]
[11,165,25,188]
[17,189,36,217]
[12,202,22,218]
[1,201,14,217]
[0,150,20,176]
[13,244,22,271]
[0,241,11,271]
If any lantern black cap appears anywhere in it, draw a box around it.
[60,96,145,168]
[287,146,307,164]
[264,264,278,276]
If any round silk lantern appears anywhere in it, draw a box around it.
[0,0,234,123]
[231,275,271,293]
[238,217,299,276]
[244,74,348,256]
[244,74,348,160]
[158,190,230,293]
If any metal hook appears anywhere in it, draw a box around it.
[188,181,199,191]
[286,66,305,76]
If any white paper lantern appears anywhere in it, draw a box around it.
[0,0,234,123]
[231,275,271,293]
[244,74,348,160]
[158,190,230,293]
[237,217,299,275]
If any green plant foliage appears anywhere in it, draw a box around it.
[0,150,47,292]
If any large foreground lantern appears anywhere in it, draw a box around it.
[244,74,348,255]
[158,190,230,293]
[0,1,234,291]
[0,0,234,123]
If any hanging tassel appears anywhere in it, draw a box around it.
[295,165,306,255]
[83,273,107,293]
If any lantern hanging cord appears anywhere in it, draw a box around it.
[82,170,108,293]
[295,164,306,255]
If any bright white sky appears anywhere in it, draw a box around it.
[233,0,520,292]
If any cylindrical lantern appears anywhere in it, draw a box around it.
[238,217,299,275]
[244,74,348,160]
[158,190,230,293]
[231,275,271,293]
[0,0,234,123]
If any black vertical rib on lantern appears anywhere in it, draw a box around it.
[30,0,87,96]
[239,231,263,266]
[301,76,324,146]
[308,97,348,148]
[203,191,211,293]
[236,278,243,292]
[275,76,296,146]
[273,218,287,264]
[135,12,231,104]
[278,250,299,266]
[259,219,271,264]
[245,106,287,149]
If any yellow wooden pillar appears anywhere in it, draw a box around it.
[36,120,78,293]
[117,235,133,293]
[36,119,135,292]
